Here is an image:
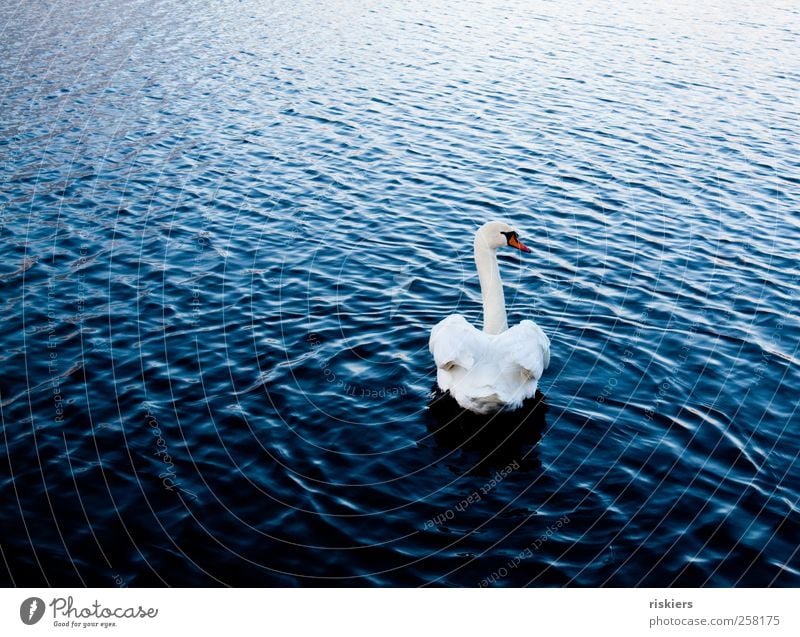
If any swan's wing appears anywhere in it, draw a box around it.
[505,320,550,380]
[429,314,478,371]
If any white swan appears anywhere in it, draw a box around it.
[429,221,550,415]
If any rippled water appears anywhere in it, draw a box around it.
[2,0,799,586]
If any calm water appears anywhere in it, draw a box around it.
[1,0,799,586]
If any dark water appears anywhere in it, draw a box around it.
[2,0,799,586]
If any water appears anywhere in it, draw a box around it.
[1,0,799,586]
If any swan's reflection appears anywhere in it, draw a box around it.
[425,387,548,475]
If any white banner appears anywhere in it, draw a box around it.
[1,588,795,637]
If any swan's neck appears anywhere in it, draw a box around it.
[474,241,508,335]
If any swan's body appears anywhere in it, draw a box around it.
[429,221,550,414]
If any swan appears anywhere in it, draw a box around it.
[429,221,550,415]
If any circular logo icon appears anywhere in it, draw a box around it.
[20,597,45,625]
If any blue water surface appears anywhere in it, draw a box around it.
[1,0,799,586]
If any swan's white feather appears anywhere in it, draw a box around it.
[429,314,550,415]
[430,314,475,371]
[509,320,550,380]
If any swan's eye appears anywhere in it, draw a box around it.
[502,231,531,253]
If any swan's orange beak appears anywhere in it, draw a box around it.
[508,235,532,253]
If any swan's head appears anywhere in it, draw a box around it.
[475,220,531,253]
